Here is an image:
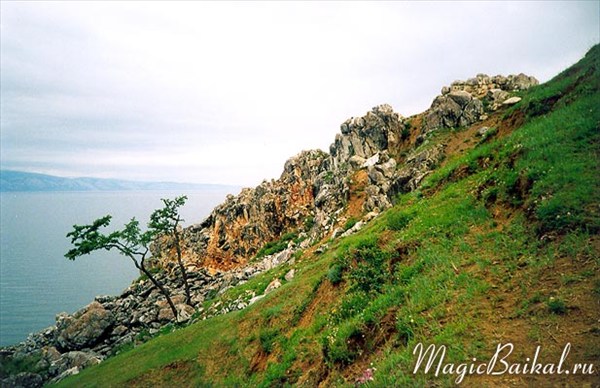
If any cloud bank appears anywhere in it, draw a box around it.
[1,1,598,185]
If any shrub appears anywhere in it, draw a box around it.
[347,245,389,294]
[336,291,371,322]
[401,127,410,140]
[259,328,279,353]
[322,321,364,364]
[343,218,358,232]
[396,261,424,285]
[547,297,567,314]
[395,314,415,342]
[304,216,315,230]
[327,264,344,285]
[386,211,414,231]
[525,98,553,118]
[256,232,298,258]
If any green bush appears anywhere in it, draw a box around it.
[0,352,43,377]
[336,291,371,322]
[322,321,364,365]
[304,216,315,230]
[347,245,389,294]
[386,211,414,231]
[256,232,298,258]
[547,298,567,314]
[401,127,411,140]
[395,314,415,342]
[343,217,358,232]
[396,261,424,285]
[259,328,279,353]
[327,264,344,285]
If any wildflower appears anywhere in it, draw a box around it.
[355,368,375,385]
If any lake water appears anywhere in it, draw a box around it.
[0,190,237,346]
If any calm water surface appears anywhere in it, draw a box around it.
[0,190,235,346]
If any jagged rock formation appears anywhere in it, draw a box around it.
[441,73,539,98]
[424,73,539,134]
[424,91,484,134]
[163,104,413,272]
[158,150,332,271]
[330,104,406,169]
[159,73,537,273]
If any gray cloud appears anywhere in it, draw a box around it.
[1,1,598,185]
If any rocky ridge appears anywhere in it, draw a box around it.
[171,73,537,273]
[0,72,538,386]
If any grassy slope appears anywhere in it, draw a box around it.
[56,46,599,387]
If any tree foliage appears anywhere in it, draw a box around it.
[148,195,193,305]
[66,212,179,319]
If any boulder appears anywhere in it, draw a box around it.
[1,372,43,388]
[377,158,397,178]
[56,302,114,351]
[367,166,387,186]
[157,303,195,323]
[264,279,282,294]
[284,269,295,282]
[176,304,195,323]
[447,90,473,107]
[486,88,510,110]
[348,155,366,169]
[248,295,265,305]
[48,351,101,378]
[330,104,405,168]
[424,91,483,133]
[51,367,80,384]
[502,96,522,105]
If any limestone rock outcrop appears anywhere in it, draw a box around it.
[424,91,484,134]
[441,73,539,98]
[165,105,412,272]
[164,149,331,271]
[425,73,538,134]
[330,104,407,169]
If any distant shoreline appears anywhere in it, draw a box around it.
[0,170,241,193]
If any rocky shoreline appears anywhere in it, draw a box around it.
[0,243,305,387]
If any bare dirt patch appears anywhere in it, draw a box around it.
[464,235,600,387]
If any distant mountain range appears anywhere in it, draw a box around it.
[0,170,238,192]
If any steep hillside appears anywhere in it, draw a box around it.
[2,45,598,387]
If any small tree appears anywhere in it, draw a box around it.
[65,215,178,319]
[149,195,194,306]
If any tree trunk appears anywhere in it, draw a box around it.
[137,258,179,321]
[174,227,194,306]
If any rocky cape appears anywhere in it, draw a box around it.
[0,73,537,387]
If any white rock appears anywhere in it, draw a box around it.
[478,127,490,136]
[502,96,522,105]
[284,269,295,282]
[361,153,380,168]
[264,279,282,294]
[248,295,265,305]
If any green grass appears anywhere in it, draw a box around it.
[54,45,600,387]
[255,232,298,258]
[0,353,43,378]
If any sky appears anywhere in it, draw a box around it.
[1,1,598,186]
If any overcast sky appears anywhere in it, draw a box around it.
[1,1,598,186]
